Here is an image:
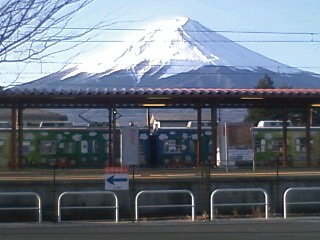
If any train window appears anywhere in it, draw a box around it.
[164,140,176,152]
[270,139,289,152]
[22,141,32,154]
[39,141,56,154]
[255,139,266,152]
[257,120,293,127]
[0,122,10,128]
[139,144,146,162]
[271,139,282,152]
[63,142,75,154]
[39,121,73,128]
[0,141,4,161]
[189,140,196,153]
[104,141,109,154]
[187,121,211,128]
[296,138,305,152]
[91,141,99,153]
[164,139,182,153]
[81,141,88,154]
[14,141,32,154]
[295,138,313,152]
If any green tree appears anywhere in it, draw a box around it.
[244,75,280,125]
[244,75,313,126]
[254,74,274,89]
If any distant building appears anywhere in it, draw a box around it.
[0,109,68,127]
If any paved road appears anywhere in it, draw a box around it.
[1,219,320,240]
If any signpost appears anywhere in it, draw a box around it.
[120,126,139,166]
[105,167,129,190]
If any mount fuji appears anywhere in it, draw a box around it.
[16,17,320,89]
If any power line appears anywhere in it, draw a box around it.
[2,28,319,81]
[28,26,320,36]
[4,62,320,70]
[17,26,320,44]
[2,69,320,78]
[9,39,318,44]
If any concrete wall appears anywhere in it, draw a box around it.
[0,175,320,221]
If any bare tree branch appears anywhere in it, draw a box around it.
[0,0,141,88]
[0,0,95,63]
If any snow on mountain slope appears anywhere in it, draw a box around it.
[69,17,300,81]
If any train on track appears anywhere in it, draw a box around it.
[0,120,319,169]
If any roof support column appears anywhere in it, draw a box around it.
[147,108,151,135]
[17,106,23,168]
[112,108,117,166]
[211,105,218,166]
[196,106,202,167]
[305,107,311,167]
[108,107,118,166]
[281,108,288,167]
[11,105,17,170]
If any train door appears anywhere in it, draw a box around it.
[148,134,158,167]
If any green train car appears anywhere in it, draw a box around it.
[1,119,320,169]
[0,122,154,169]
[254,124,320,167]
[153,127,214,167]
[0,122,120,169]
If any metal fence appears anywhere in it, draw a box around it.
[210,188,269,220]
[283,187,320,219]
[5,186,320,223]
[0,192,42,223]
[57,191,119,222]
[135,189,195,222]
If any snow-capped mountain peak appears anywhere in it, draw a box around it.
[17,17,320,89]
[84,16,300,82]
[105,17,219,82]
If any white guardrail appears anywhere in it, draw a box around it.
[57,191,119,222]
[283,187,320,219]
[0,192,42,223]
[9,187,320,223]
[210,188,269,220]
[135,190,195,222]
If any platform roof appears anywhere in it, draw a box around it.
[1,88,320,109]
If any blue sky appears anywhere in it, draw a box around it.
[77,0,320,73]
[2,0,320,86]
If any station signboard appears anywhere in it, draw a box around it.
[105,166,129,190]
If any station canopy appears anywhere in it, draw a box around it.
[0,88,320,109]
